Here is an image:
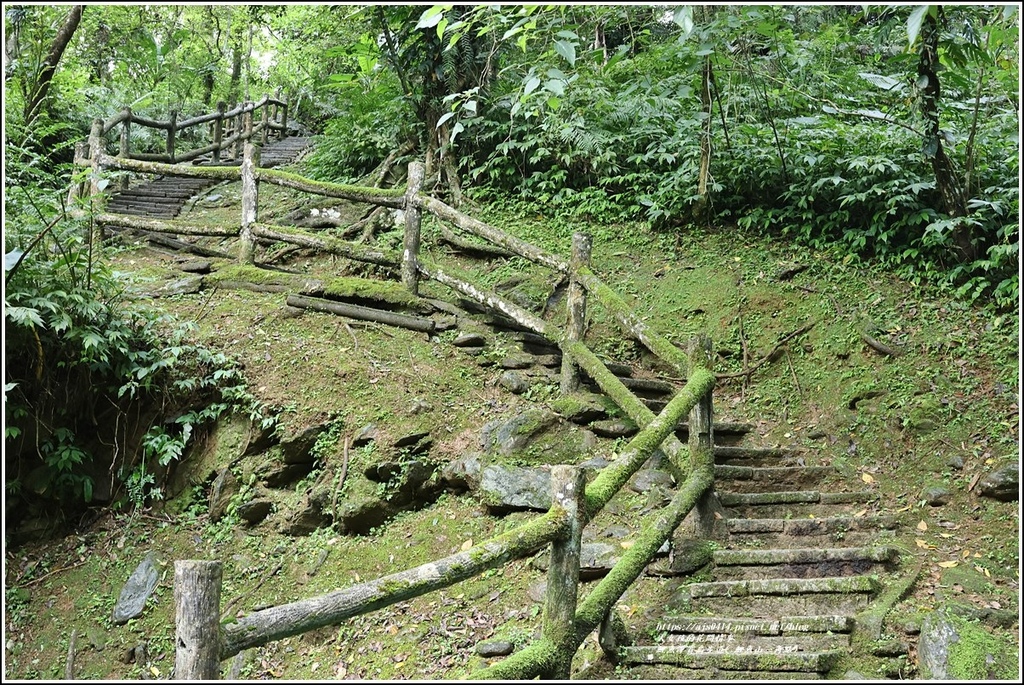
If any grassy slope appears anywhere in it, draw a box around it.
[3,180,1019,681]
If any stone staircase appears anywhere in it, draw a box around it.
[105,136,311,219]
[614,437,903,679]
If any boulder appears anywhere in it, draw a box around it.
[478,465,550,512]
[479,409,559,456]
[976,462,1018,502]
[498,370,530,395]
[920,484,953,507]
[112,551,160,624]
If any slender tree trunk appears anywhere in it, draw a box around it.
[918,9,973,261]
[23,5,84,128]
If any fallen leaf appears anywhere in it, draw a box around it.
[938,561,958,568]
[916,539,933,549]
[939,533,953,538]
[962,549,971,558]
[861,472,875,484]
[150,667,161,677]
[853,509,868,518]
[461,539,473,551]
[713,511,723,520]
[620,540,635,549]
[895,504,912,513]
[917,520,928,531]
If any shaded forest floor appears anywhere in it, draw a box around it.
[3,174,1019,680]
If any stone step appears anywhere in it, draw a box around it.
[671,575,880,616]
[710,546,899,580]
[661,632,851,652]
[718,489,878,518]
[657,614,854,636]
[714,465,834,492]
[618,645,843,673]
[711,445,807,466]
[725,515,899,546]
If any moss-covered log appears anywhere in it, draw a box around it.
[251,224,399,266]
[286,294,436,333]
[219,510,567,658]
[417,196,569,273]
[575,265,690,378]
[437,224,513,258]
[259,168,405,208]
[469,638,560,680]
[94,153,241,180]
[573,463,714,644]
[95,213,239,237]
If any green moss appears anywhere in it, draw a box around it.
[322,276,420,309]
[946,613,1018,680]
[207,263,298,286]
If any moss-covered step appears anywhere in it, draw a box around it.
[617,645,843,673]
[718,489,878,518]
[714,465,835,493]
[711,445,807,466]
[710,546,900,580]
[656,614,854,635]
[613,664,825,680]
[725,515,899,547]
[672,575,881,616]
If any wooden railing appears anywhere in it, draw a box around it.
[74,145,718,679]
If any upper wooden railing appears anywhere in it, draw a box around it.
[73,141,717,680]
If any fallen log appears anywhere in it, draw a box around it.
[252,223,399,267]
[286,294,435,333]
[438,224,513,258]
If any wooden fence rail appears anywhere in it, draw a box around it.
[73,139,720,679]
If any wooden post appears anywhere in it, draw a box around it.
[67,141,89,205]
[88,118,106,243]
[543,465,585,678]
[402,161,425,295]
[230,112,240,160]
[243,103,253,140]
[174,560,223,680]
[560,232,592,395]
[681,334,723,538]
[240,141,260,264]
[279,99,289,140]
[212,101,226,164]
[260,100,269,145]
[118,107,131,191]
[166,109,177,163]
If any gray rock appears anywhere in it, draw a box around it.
[590,419,638,438]
[527,580,547,603]
[918,612,960,679]
[394,430,431,450]
[977,462,1019,502]
[498,370,530,395]
[352,423,379,447]
[112,551,160,624]
[280,424,327,464]
[440,453,484,490]
[179,260,212,274]
[208,468,239,522]
[871,640,909,657]
[920,484,953,506]
[598,525,631,540]
[479,409,559,456]
[408,399,432,415]
[279,501,329,536]
[532,542,622,580]
[475,640,515,658]
[629,469,675,493]
[947,454,965,471]
[453,333,486,348]
[478,465,551,512]
[549,393,608,424]
[203,193,223,204]
[236,499,273,524]
[153,275,203,298]
[500,354,534,370]
[533,353,562,368]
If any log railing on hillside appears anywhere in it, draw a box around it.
[73,143,719,679]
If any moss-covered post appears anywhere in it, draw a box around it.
[174,560,223,680]
[239,141,260,264]
[402,161,425,295]
[260,100,269,145]
[118,108,131,191]
[543,465,585,678]
[560,232,592,395]
[682,334,722,537]
[243,103,253,140]
[166,109,177,163]
[87,118,106,244]
[278,98,289,140]
[212,101,226,164]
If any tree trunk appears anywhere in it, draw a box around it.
[918,9,973,262]
[23,5,84,128]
